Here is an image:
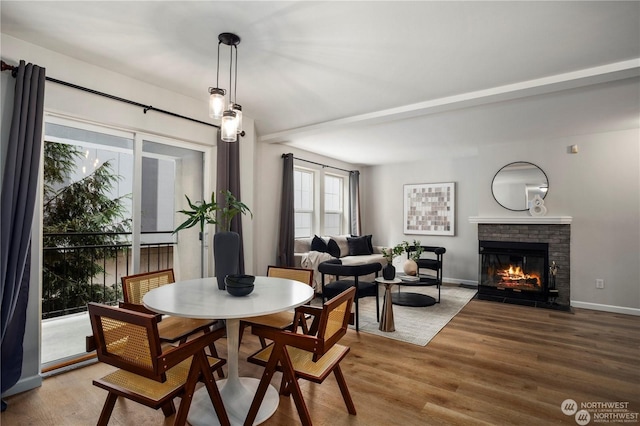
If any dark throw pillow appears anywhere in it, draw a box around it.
[311,235,328,252]
[347,235,373,256]
[327,239,341,258]
[364,234,374,254]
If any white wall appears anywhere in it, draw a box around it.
[365,128,640,311]
[363,155,480,281]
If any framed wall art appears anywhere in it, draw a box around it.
[403,182,455,236]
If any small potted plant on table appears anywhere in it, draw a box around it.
[381,243,404,280]
[402,240,423,276]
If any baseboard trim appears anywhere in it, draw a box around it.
[571,300,640,316]
[1,374,42,398]
[444,277,477,287]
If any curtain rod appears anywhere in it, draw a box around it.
[283,153,355,173]
[1,59,246,135]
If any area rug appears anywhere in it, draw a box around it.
[352,285,477,346]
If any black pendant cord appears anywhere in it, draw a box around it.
[2,59,245,136]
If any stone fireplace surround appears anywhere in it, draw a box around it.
[469,216,571,308]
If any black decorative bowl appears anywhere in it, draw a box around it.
[225,274,255,296]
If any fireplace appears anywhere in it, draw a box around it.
[471,218,571,310]
[479,240,549,303]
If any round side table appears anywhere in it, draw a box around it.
[375,277,401,332]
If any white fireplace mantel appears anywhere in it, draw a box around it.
[469,216,573,224]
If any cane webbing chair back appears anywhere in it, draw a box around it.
[88,303,229,426]
[266,265,314,287]
[122,268,175,305]
[245,287,357,425]
[239,266,314,347]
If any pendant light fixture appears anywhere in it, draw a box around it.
[208,32,243,142]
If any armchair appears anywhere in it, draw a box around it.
[318,259,381,331]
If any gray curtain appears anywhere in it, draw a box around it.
[215,130,245,273]
[349,170,361,236]
[277,153,294,266]
[1,60,46,398]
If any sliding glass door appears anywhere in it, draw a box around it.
[41,116,208,367]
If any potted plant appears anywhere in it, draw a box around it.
[402,240,423,276]
[381,243,404,280]
[174,190,252,289]
[212,190,252,289]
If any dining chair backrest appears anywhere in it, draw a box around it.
[88,302,164,381]
[311,286,355,360]
[122,269,175,305]
[266,265,314,287]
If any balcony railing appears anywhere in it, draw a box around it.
[42,231,174,319]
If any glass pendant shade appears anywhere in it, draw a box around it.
[209,88,225,119]
[221,110,238,142]
[231,104,243,133]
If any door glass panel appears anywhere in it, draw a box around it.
[42,122,133,365]
[142,140,204,280]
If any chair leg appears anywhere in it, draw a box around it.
[97,393,118,426]
[355,298,360,331]
[333,365,356,415]
[280,348,312,426]
[160,400,176,417]
[204,328,225,379]
[244,343,282,426]
[175,351,229,426]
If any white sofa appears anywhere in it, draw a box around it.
[294,235,387,292]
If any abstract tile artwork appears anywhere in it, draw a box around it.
[403,182,455,236]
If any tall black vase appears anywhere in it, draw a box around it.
[382,264,396,280]
[213,231,240,290]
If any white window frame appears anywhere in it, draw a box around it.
[294,162,349,237]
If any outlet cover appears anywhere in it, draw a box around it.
[596,279,604,289]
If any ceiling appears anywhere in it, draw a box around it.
[2,1,639,165]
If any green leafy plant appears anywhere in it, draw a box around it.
[381,244,404,263]
[402,240,424,261]
[218,190,253,232]
[173,190,252,234]
[173,192,218,234]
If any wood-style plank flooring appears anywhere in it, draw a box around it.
[2,298,639,425]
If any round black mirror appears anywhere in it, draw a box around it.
[491,162,548,211]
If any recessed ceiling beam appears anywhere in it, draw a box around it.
[259,59,640,143]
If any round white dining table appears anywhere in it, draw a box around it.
[143,276,314,426]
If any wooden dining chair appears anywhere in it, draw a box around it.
[239,266,314,347]
[245,287,357,426]
[88,303,230,426]
[120,269,224,378]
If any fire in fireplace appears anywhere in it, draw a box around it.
[479,240,549,303]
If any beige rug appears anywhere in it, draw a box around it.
[351,284,477,346]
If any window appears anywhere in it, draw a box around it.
[324,174,343,236]
[294,166,347,238]
[294,168,313,238]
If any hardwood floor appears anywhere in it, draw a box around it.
[2,298,639,425]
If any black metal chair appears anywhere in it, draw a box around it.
[318,259,381,331]
[398,246,446,306]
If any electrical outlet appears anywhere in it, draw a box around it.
[596,279,605,289]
